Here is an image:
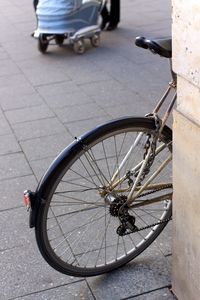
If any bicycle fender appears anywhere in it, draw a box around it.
[28,139,83,228]
[28,116,172,228]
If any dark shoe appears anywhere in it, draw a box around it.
[100,17,110,30]
[106,23,118,31]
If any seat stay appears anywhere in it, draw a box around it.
[109,141,171,191]
[110,132,144,185]
[126,153,172,205]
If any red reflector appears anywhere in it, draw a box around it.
[23,191,31,210]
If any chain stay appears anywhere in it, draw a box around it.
[117,181,172,236]
[76,119,172,237]
[136,183,172,199]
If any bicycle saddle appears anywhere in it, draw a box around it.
[135,36,172,58]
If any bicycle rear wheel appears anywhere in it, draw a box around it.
[35,117,172,277]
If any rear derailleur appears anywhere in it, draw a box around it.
[117,209,138,236]
[109,196,138,236]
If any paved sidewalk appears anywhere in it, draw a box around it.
[0,0,176,299]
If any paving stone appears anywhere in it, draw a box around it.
[11,20,35,37]
[14,280,95,300]
[0,49,9,60]
[29,156,57,181]
[21,65,72,86]
[0,175,37,210]
[1,3,22,19]
[87,248,171,300]
[129,288,176,300]
[0,59,21,76]
[123,76,169,104]
[105,102,149,119]
[94,54,146,84]
[36,81,80,98]
[155,222,172,257]
[13,117,67,141]
[5,105,55,124]
[0,208,79,300]
[0,80,35,100]
[64,61,113,85]
[0,207,33,251]
[0,73,32,89]
[65,115,110,137]
[55,102,107,123]
[16,55,66,73]
[2,37,37,59]
[92,88,141,108]
[111,58,169,86]
[42,91,94,109]
[0,153,32,180]
[79,80,125,97]
[0,0,11,7]
[0,111,12,136]
[20,132,72,161]
[0,134,21,156]
[0,24,23,43]
[0,93,44,111]
[7,8,35,24]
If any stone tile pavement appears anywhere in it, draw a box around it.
[0,0,177,299]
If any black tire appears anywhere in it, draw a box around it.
[35,117,172,277]
[55,35,65,46]
[38,34,48,54]
[90,34,100,47]
[73,39,85,54]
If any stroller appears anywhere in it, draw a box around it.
[34,0,106,54]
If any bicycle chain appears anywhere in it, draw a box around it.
[77,117,171,237]
[117,183,172,236]
[118,216,172,236]
[136,114,162,185]
[136,183,172,199]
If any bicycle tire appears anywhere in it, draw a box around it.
[35,117,172,277]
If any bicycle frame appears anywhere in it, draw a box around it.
[107,60,176,206]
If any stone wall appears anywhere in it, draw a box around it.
[172,0,200,299]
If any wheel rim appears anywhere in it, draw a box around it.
[91,34,100,47]
[73,40,85,54]
[39,124,172,275]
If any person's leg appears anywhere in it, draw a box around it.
[33,0,38,11]
[101,3,110,30]
[107,0,120,30]
[31,0,39,36]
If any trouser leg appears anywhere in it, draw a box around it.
[33,0,38,11]
[100,4,110,29]
[110,0,120,25]
[101,5,110,21]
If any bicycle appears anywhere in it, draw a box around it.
[24,36,176,277]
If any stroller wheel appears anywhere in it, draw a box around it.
[55,35,65,46]
[90,34,100,48]
[38,34,48,54]
[73,39,85,54]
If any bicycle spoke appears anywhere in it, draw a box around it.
[39,119,172,275]
[102,140,112,181]
[52,209,107,256]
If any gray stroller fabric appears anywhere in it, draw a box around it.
[36,0,101,34]
[37,0,83,16]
